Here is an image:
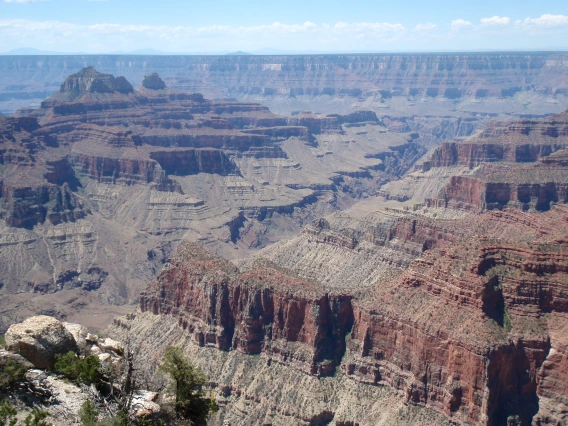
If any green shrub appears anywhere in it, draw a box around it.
[0,360,27,391]
[79,401,99,426]
[54,352,103,386]
[503,306,512,331]
[0,400,17,426]
[159,346,218,425]
[24,410,51,426]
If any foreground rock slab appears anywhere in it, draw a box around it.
[5,315,77,369]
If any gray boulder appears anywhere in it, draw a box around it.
[63,322,88,350]
[5,316,78,369]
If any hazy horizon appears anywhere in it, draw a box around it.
[3,47,568,56]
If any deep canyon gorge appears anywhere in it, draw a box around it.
[1,53,568,425]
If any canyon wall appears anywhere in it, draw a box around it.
[382,107,568,215]
[127,206,568,425]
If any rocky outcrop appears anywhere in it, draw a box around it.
[389,108,568,214]
[0,349,34,370]
[140,242,354,376]
[287,112,342,134]
[336,110,381,125]
[426,157,568,213]
[343,206,568,425]
[478,111,568,140]
[0,116,42,165]
[70,153,161,185]
[72,146,239,184]
[0,115,89,228]
[47,66,134,104]
[63,124,142,148]
[5,315,78,369]
[344,304,551,426]
[149,148,239,176]
[43,158,81,189]
[423,141,568,170]
[0,315,160,425]
[399,237,568,318]
[425,175,485,212]
[1,181,87,228]
[302,212,463,257]
[142,72,167,90]
[5,315,126,369]
[286,111,380,135]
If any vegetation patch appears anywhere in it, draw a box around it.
[54,352,103,386]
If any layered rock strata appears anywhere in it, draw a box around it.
[129,205,568,425]
[426,162,568,213]
[140,242,354,376]
[0,67,418,332]
[423,110,568,171]
[382,107,568,214]
[0,116,88,228]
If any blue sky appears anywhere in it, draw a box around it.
[1,0,567,53]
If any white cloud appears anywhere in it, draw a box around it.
[0,19,408,39]
[480,16,510,27]
[333,21,407,35]
[0,19,413,52]
[450,19,474,32]
[517,14,568,29]
[1,16,567,53]
[4,0,37,3]
[413,23,437,32]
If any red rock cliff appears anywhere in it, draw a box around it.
[140,206,568,425]
[140,242,354,376]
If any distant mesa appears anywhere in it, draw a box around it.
[56,66,134,101]
[226,51,252,55]
[142,72,167,90]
